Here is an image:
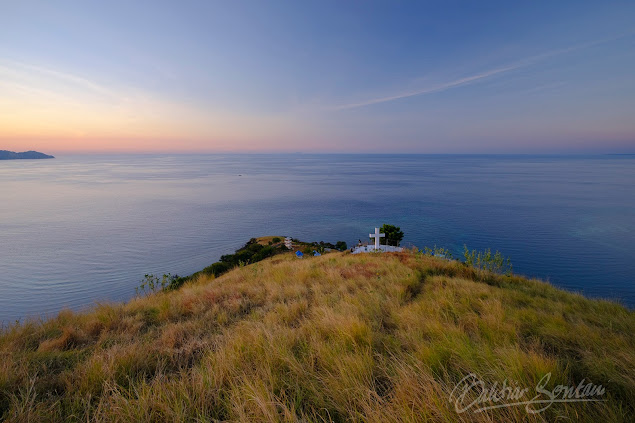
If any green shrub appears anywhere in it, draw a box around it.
[463,244,513,275]
[379,224,404,246]
[335,241,348,251]
[136,273,186,295]
[203,262,231,277]
[422,245,453,259]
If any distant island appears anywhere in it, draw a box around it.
[0,150,55,160]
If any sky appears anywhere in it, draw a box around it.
[1,0,634,153]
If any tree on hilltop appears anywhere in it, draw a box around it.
[380,224,404,246]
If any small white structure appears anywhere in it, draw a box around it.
[369,227,385,250]
[284,237,293,249]
[352,227,403,254]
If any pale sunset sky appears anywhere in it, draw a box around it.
[1,1,634,153]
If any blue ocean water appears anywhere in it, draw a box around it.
[1,154,634,322]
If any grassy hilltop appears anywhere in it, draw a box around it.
[1,245,634,422]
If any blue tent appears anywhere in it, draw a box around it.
[313,250,321,256]
[295,251,304,258]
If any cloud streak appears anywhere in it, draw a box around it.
[332,33,632,111]
[0,60,116,99]
[331,64,522,110]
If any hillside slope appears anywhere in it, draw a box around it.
[1,252,633,422]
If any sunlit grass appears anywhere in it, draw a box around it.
[0,251,633,422]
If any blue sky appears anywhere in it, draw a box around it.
[1,0,634,153]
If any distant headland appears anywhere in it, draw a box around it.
[0,150,55,160]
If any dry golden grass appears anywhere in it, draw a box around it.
[0,251,633,422]
[252,236,285,246]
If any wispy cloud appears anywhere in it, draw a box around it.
[331,64,522,110]
[0,60,116,99]
[332,33,632,111]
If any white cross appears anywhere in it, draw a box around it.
[369,227,385,250]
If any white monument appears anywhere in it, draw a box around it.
[351,227,403,254]
[369,227,385,250]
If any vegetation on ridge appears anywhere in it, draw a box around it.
[378,224,404,246]
[138,236,349,294]
[0,250,633,422]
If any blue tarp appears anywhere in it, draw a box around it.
[295,251,303,258]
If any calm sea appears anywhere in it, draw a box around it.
[1,154,634,322]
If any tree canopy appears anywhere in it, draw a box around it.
[379,224,404,246]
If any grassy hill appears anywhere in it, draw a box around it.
[1,249,633,422]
